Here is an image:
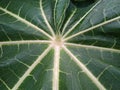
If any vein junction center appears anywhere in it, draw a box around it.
[51,35,64,48]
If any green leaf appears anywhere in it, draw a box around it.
[0,0,120,90]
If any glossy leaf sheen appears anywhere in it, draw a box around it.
[0,0,120,90]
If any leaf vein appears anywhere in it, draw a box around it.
[63,0,102,38]
[65,43,120,53]
[40,0,55,37]
[63,46,106,90]
[64,16,120,41]
[0,7,53,40]
[12,45,52,90]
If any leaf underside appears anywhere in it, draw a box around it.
[0,0,120,90]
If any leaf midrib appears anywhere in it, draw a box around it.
[65,43,120,53]
[0,7,53,40]
[12,45,52,90]
[40,0,55,37]
[64,15,120,41]
[63,46,106,90]
[0,40,51,45]
[62,0,102,38]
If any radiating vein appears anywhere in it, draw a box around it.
[63,46,106,90]
[0,7,53,40]
[0,78,11,90]
[65,43,120,53]
[0,40,51,45]
[40,0,55,37]
[53,46,60,90]
[64,15,120,41]
[54,0,58,26]
[62,8,77,35]
[57,0,70,31]
[12,46,52,90]
[63,0,101,38]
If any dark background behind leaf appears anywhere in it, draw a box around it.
[71,0,98,7]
